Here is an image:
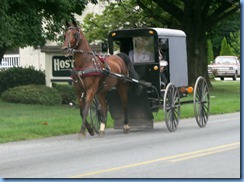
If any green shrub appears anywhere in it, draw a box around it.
[220,37,234,56]
[1,85,62,105]
[0,66,45,95]
[207,39,214,64]
[53,84,77,104]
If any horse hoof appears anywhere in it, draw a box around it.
[99,130,105,137]
[78,131,86,140]
[87,127,95,136]
[87,128,95,136]
[86,123,95,136]
[123,128,130,134]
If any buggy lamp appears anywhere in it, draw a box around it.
[153,65,158,71]
[149,30,154,35]
[187,86,193,93]
[111,32,116,37]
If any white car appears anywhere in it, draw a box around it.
[208,56,240,80]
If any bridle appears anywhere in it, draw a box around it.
[67,26,80,49]
[63,26,94,55]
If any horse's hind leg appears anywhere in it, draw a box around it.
[97,92,108,136]
[117,83,130,134]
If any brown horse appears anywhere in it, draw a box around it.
[61,20,138,137]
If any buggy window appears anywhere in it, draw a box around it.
[111,38,133,55]
[129,36,155,63]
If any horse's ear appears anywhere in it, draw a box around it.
[72,19,77,27]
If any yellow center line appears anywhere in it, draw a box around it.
[70,142,240,178]
[170,145,239,162]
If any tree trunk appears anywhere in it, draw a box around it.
[183,1,212,87]
[185,28,210,86]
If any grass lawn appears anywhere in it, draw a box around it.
[0,80,240,143]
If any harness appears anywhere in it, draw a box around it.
[70,53,110,76]
[69,51,111,96]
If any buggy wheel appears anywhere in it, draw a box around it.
[163,83,180,132]
[194,76,210,128]
[88,97,102,134]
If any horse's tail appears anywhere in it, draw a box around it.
[116,52,139,80]
[117,52,142,95]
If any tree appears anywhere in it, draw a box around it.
[83,0,239,85]
[209,12,240,58]
[220,37,234,56]
[229,30,240,57]
[207,40,214,64]
[82,0,158,43]
[0,0,95,63]
[136,0,240,85]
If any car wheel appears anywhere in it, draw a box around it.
[220,77,224,81]
[233,72,237,81]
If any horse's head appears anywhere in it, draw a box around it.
[61,19,81,57]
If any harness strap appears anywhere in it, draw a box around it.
[71,68,104,79]
[70,48,111,95]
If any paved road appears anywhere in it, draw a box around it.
[0,113,240,178]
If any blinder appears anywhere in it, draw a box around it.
[75,31,80,41]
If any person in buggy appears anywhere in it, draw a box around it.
[160,60,168,88]
[158,39,168,88]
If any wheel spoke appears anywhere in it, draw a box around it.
[88,97,102,134]
[194,77,210,128]
[164,83,180,132]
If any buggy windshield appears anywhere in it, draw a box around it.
[129,36,155,63]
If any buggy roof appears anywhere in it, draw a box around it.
[109,28,186,38]
[153,28,186,37]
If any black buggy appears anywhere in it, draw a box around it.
[89,28,210,132]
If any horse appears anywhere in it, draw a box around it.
[61,20,139,138]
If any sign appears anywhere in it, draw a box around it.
[52,56,74,77]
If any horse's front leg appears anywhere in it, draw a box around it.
[78,92,87,138]
[79,89,96,138]
[77,93,87,138]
